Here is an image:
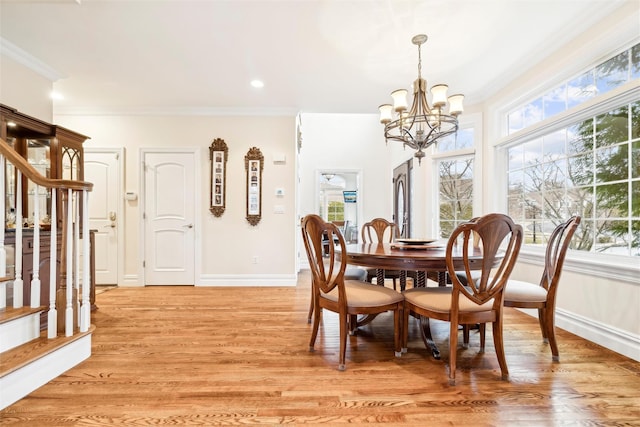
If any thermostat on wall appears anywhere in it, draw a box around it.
[125,192,138,201]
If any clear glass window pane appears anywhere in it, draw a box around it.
[632,43,640,80]
[508,145,524,170]
[438,158,474,238]
[543,84,567,119]
[596,182,628,216]
[596,106,628,148]
[568,153,593,186]
[568,70,596,109]
[523,98,543,128]
[508,108,524,135]
[437,127,474,152]
[633,141,640,179]
[508,169,523,194]
[595,144,628,183]
[568,120,593,155]
[523,138,543,167]
[596,50,629,95]
[543,129,566,160]
[632,101,640,140]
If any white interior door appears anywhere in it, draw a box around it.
[143,150,195,285]
[85,149,122,285]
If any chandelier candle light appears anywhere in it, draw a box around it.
[379,34,464,164]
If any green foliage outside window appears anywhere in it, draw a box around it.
[327,201,344,222]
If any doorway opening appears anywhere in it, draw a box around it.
[317,170,360,243]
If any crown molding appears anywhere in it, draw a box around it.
[0,37,64,82]
[52,105,299,117]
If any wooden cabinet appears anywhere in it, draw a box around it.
[2,104,94,331]
[1,104,89,227]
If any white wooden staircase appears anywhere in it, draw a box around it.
[0,138,94,409]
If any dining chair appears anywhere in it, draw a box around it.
[306,223,367,324]
[504,215,581,361]
[301,214,404,371]
[361,218,414,290]
[402,213,523,385]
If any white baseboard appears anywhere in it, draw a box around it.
[0,333,92,410]
[518,307,640,362]
[198,273,297,287]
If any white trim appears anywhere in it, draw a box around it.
[198,274,297,287]
[0,37,64,82]
[518,307,640,362]
[518,249,640,285]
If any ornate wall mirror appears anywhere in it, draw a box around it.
[209,138,228,217]
[245,147,263,226]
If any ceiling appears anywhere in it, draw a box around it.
[0,0,632,116]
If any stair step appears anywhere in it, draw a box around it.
[0,326,95,379]
[0,306,44,325]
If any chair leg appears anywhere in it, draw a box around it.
[492,317,509,381]
[537,308,548,342]
[479,323,486,353]
[307,290,314,324]
[309,305,321,351]
[449,320,459,385]
[402,307,410,353]
[349,314,358,335]
[338,311,348,371]
[543,307,560,361]
[462,325,470,348]
[394,306,402,357]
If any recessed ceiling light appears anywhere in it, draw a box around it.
[250,80,264,88]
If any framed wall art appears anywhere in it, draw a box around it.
[209,138,228,217]
[245,146,263,226]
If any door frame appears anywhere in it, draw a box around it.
[85,147,125,286]
[139,147,202,286]
[393,159,413,238]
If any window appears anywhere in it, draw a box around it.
[436,126,476,238]
[505,43,640,257]
[508,43,640,135]
[326,198,344,222]
[438,156,474,238]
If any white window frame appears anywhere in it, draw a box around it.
[432,112,482,236]
[494,78,640,284]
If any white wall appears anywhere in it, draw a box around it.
[54,114,298,286]
[298,113,393,223]
[0,55,52,121]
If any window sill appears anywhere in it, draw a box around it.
[517,246,640,285]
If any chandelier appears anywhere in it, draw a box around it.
[379,34,464,164]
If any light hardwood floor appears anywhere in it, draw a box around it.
[2,271,639,425]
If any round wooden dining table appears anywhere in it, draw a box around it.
[338,241,494,359]
[340,242,488,290]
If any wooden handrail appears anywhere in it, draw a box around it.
[0,137,93,192]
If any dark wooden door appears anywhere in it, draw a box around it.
[393,160,412,238]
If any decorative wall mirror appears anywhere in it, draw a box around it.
[209,138,228,217]
[245,146,263,226]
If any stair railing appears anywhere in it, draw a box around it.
[0,137,93,338]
